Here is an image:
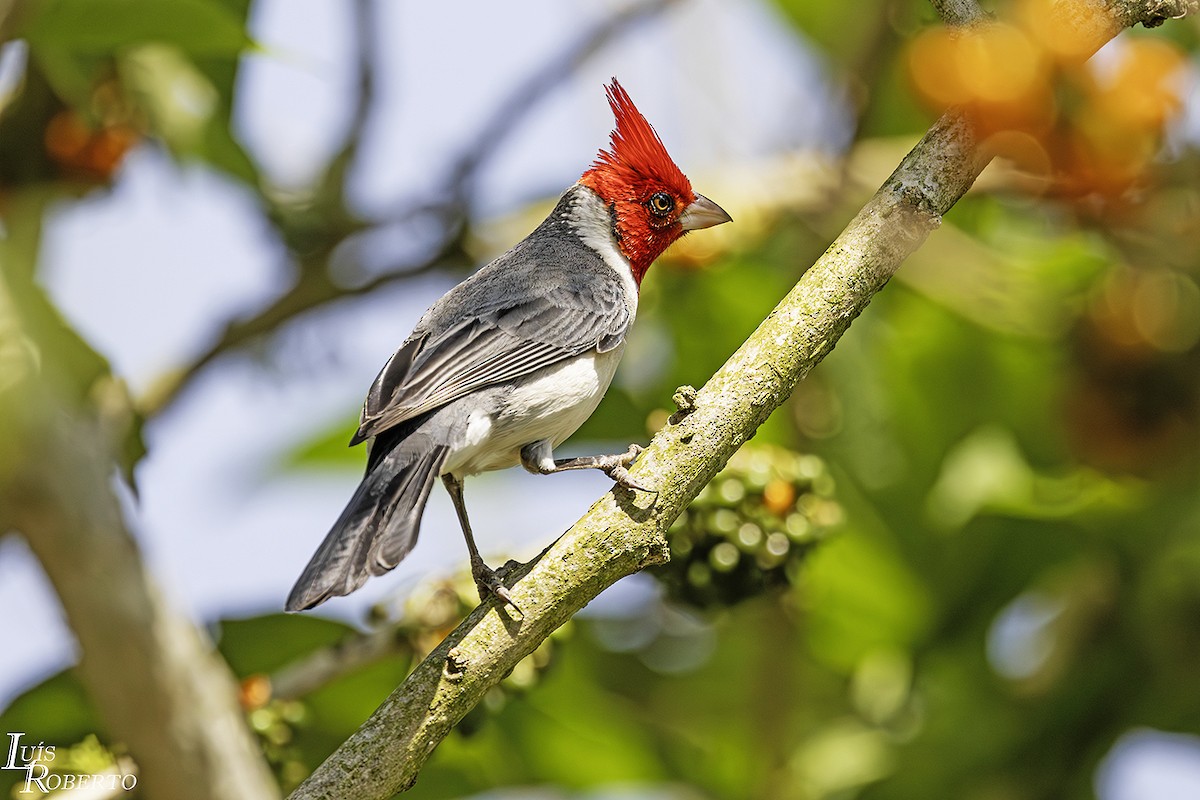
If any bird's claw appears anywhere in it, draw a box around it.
[491,583,522,615]
[605,464,654,493]
[472,563,523,616]
[605,444,655,494]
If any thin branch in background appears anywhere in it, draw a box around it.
[284,1,1199,797]
[269,628,413,702]
[138,0,679,418]
[443,0,681,196]
[264,583,471,701]
[311,0,377,213]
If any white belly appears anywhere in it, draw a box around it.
[441,346,623,476]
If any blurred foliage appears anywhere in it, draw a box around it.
[5,0,1200,799]
[908,0,1195,200]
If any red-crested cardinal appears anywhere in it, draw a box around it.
[287,79,730,613]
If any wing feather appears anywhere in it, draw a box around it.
[352,247,631,444]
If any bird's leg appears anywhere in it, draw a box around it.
[520,441,653,493]
[440,474,521,614]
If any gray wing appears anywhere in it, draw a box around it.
[351,246,631,445]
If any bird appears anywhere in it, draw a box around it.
[286,78,731,613]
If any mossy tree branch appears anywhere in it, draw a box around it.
[929,0,988,26]
[288,1,1198,797]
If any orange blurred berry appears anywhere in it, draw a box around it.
[908,24,1053,134]
[1092,38,1186,129]
[239,674,273,711]
[955,24,1045,106]
[43,109,138,181]
[1016,0,1098,64]
[85,126,139,177]
[762,479,796,516]
[910,27,969,107]
[44,110,93,164]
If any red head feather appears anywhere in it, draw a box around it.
[579,79,697,284]
[587,80,692,197]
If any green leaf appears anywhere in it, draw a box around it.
[29,47,99,108]
[0,194,112,406]
[194,111,259,184]
[20,0,253,57]
[0,671,94,796]
[804,530,933,672]
[216,614,356,677]
[0,671,96,746]
[283,412,364,470]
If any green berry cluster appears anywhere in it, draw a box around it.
[245,697,310,790]
[654,444,842,608]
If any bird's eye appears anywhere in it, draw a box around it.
[648,192,674,217]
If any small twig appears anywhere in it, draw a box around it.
[270,628,413,701]
[266,582,473,700]
[137,235,470,416]
[314,0,376,211]
[442,0,681,198]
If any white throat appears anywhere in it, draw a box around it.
[566,185,639,316]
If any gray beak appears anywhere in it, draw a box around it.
[678,193,732,231]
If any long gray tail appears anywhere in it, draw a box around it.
[286,432,448,612]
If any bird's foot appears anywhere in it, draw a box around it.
[471,560,522,615]
[544,444,655,493]
[603,444,654,493]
